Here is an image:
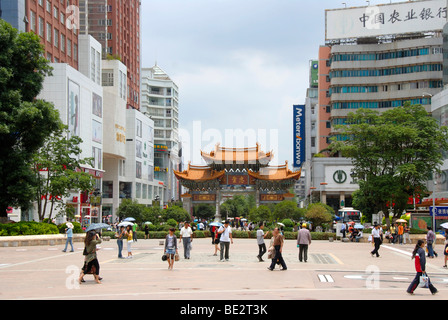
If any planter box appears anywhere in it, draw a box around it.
[0,234,85,247]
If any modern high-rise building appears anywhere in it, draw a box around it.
[320,0,446,150]
[1,0,80,69]
[79,0,141,110]
[307,0,447,212]
[141,64,181,203]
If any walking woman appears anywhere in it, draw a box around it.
[125,225,133,258]
[407,240,438,295]
[79,231,102,284]
[164,228,178,270]
[267,227,287,271]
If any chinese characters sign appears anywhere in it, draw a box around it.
[326,0,447,40]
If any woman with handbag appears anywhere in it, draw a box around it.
[267,227,287,271]
[79,231,102,284]
[407,240,438,295]
[164,228,178,270]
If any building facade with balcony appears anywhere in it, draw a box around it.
[141,64,181,205]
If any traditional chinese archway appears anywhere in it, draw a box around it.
[174,143,302,222]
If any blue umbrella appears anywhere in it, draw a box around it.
[123,217,136,222]
[354,224,365,229]
[85,223,110,232]
[209,221,223,227]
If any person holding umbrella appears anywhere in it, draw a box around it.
[62,222,74,252]
[79,231,102,284]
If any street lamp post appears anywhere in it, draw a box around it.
[309,187,317,204]
[320,182,328,204]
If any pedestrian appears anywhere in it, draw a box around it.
[341,223,347,238]
[132,222,138,242]
[406,239,438,295]
[426,227,436,258]
[370,223,382,258]
[443,233,448,268]
[115,225,126,258]
[213,227,221,256]
[267,227,287,271]
[297,223,312,262]
[79,231,102,284]
[164,228,178,270]
[125,225,133,258]
[403,223,411,244]
[144,224,149,239]
[179,221,193,259]
[218,220,233,262]
[390,223,397,244]
[62,222,74,252]
[256,223,268,262]
[398,223,404,245]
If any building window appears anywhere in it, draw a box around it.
[46,0,51,13]
[61,33,66,52]
[39,17,44,37]
[30,11,37,33]
[67,39,72,57]
[102,69,114,86]
[46,23,52,43]
[54,29,59,48]
[54,6,58,18]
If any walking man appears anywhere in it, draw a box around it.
[297,223,312,262]
[218,220,233,261]
[256,223,268,262]
[371,223,382,258]
[179,221,193,259]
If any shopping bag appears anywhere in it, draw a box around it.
[175,253,180,261]
[419,274,429,288]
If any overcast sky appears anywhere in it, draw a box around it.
[140,0,402,167]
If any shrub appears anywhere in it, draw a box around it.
[166,219,178,227]
[0,221,59,236]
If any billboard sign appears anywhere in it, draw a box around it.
[326,0,447,40]
[293,105,305,169]
[310,61,319,88]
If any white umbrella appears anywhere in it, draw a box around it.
[118,221,134,227]
[66,222,74,229]
[441,222,448,229]
[277,222,285,227]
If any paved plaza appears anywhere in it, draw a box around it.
[0,237,447,300]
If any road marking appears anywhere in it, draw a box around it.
[318,274,334,282]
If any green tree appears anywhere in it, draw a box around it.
[31,127,95,222]
[117,199,146,223]
[329,103,448,226]
[193,204,215,220]
[273,200,300,221]
[220,195,248,218]
[162,205,190,223]
[0,20,62,222]
[249,205,272,223]
[305,203,333,230]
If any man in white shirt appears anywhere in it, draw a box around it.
[218,220,233,261]
[179,221,193,259]
[256,223,268,262]
[370,224,382,258]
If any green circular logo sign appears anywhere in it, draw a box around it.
[333,170,347,184]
